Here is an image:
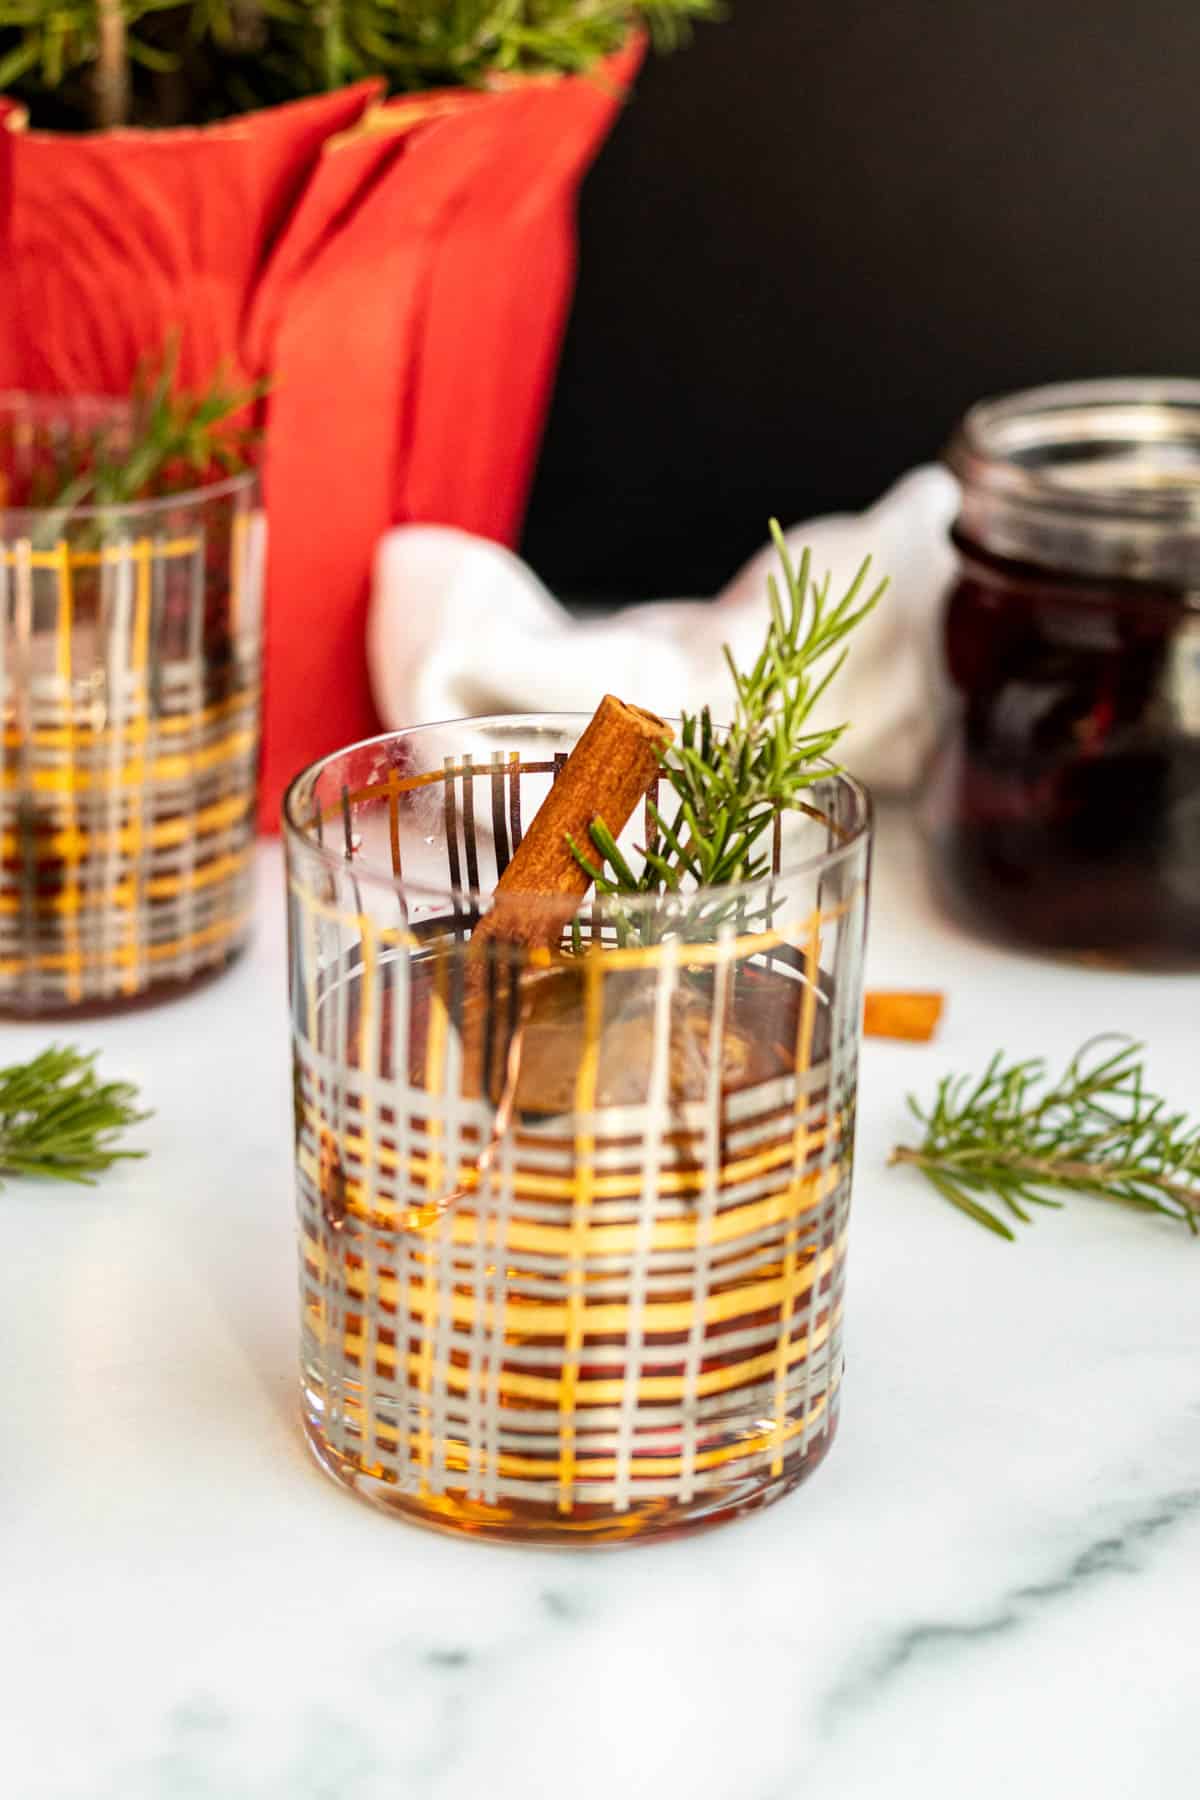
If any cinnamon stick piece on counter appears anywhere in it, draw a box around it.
[863,991,944,1043]
[472,693,672,954]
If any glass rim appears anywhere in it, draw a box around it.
[283,715,873,916]
[0,467,260,528]
[0,391,259,524]
[948,376,1200,524]
[0,390,128,420]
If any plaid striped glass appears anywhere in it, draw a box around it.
[285,719,871,1544]
[0,396,264,1013]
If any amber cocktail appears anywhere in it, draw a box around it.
[285,718,870,1544]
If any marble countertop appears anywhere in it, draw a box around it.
[3,806,1197,1800]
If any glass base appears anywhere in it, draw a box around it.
[0,941,249,1021]
[301,1397,839,1548]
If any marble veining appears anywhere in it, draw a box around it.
[821,1483,1200,1738]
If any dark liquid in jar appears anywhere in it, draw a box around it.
[924,536,1200,967]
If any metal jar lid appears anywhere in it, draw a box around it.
[946,377,1200,587]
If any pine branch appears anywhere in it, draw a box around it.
[891,1036,1200,1240]
[0,1045,148,1186]
[329,0,722,90]
[1,0,722,127]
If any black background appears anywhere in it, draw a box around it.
[521,0,1200,598]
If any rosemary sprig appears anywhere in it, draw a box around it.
[891,1036,1200,1241]
[27,334,265,513]
[567,520,886,938]
[0,1045,148,1186]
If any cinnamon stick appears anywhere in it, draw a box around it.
[472,693,672,953]
[453,694,669,1110]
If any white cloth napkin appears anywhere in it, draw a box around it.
[368,465,960,793]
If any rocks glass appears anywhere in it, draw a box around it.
[285,718,871,1544]
[0,396,264,1013]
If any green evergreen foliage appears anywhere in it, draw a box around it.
[0,1046,147,1187]
[893,1038,1200,1240]
[0,0,719,129]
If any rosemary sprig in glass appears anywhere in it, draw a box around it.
[567,521,886,942]
[27,334,265,514]
[0,1045,148,1186]
[891,1036,1200,1240]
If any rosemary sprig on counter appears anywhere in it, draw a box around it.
[0,1045,148,1186]
[568,520,886,930]
[891,1036,1200,1240]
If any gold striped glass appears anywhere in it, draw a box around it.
[285,719,871,1544]
[0,396,264,1014]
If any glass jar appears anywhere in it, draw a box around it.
[284,719,871,1545]
[0,394,265,1013]
[925,379,1200,967]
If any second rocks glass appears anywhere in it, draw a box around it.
[0,395,264,1014]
